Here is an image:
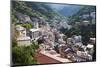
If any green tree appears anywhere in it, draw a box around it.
[12,46,38,65]
[21,23,33,29]
[12,41,39,66]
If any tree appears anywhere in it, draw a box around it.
[21,23,33,29]
[12,39,17,47]
[31,41,39,50]
[12,46,37,65]
[12,40,40,66]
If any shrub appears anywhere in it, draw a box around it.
[12,46,37,65]
[21,23,33,29]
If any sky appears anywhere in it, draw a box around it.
[48,3,82,11]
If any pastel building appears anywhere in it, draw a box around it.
[16,25,31,46]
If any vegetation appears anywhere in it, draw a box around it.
[68,6,96,25]
[11,1,59,22]
[12,39,17,47]
[63,6,96,45]
[11,1,96,65]
[20,23,33,29]
[12,40,39,65]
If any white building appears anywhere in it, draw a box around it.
[16,25,31,46]
[16,25,25,37]
[17,36,31,46]
[30,28,41,40]
[32,21,39,29]
[90,38,96,44]
[82,20,90,26]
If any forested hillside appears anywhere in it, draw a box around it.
[11,1,61,23]
[68,6,96,25]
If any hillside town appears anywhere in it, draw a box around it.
[12,12,96,63]
[11,1,96,65]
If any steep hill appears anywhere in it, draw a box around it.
[67,5,96,24]
[11,1,60,24]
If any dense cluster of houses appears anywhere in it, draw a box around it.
[15,22,95,62]
[14,12,96,62]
